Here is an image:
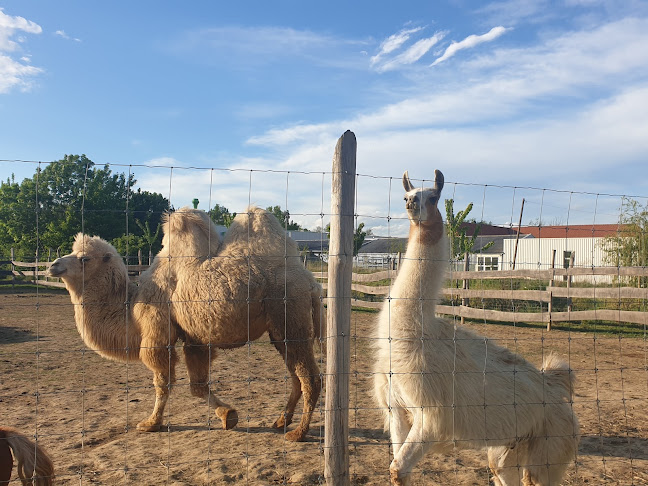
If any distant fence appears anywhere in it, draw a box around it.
[1,249,151,289]
[316,265,648,329]
[5,252,646,329]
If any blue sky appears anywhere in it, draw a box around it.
[1,1,647,235]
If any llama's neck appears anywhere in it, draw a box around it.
[66,275,142,363]
[390,220,448,317]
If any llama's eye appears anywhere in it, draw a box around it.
[404,196,407,201]
[78,256,90,263]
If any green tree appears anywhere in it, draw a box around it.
[209,204,236,227]
[602,197,648,286]
[353,222,367,256]
[0,155,170,259]
[324,222,368,256]
[266,205,303,230]
[444,199,494,260]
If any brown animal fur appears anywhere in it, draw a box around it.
[0,427,54,486]
[154,206,322,441]
[48,206,322,441]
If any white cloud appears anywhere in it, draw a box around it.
[237,16,648,230]
[476,0,552,26]
[0,8,42,51]
[370,27,423,67]
[431,26,509,66]
[0,8,42,93]
[170,26,368,70]
[55,30,81,42]
[0,53,42,93]
[374,32,446,72]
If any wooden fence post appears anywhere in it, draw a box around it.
[547,249,556,331]
[11,248,15,289]
[567,251,575,312]
[461,252,470,325]
[325,130,356,486]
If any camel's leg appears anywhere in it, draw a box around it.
[138,338,178,432]
[269,334,302,430]
[183,342,238,430]
[269,331,321,442]
[389,411,453,486]
[271,372,301,429]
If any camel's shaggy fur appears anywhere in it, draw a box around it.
[139,206,322,441]
[48,206,322,441]
[0,426,54,486]
[373,171,580,485]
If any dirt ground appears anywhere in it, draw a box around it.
[1,290,647,485]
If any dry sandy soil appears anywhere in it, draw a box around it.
[1,289,647,485]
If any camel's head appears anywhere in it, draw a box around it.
[402,169,444,226]
[48,233,123,284]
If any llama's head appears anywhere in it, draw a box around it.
[48,233,126,287]
[402,169,444,226]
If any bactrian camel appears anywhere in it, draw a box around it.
[48,206,322,441]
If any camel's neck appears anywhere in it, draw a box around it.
[390,220,448,315]
[66,276,142,363]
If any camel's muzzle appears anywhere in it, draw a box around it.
[47,260,65,277]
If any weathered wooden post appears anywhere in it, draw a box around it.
[567,251,575,312]
[547,249,556,331]
[461,251,470,325]
[10,248,15,289]
[325,130,356,485]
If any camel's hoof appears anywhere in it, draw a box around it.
[215,407,238,430]
[272,412,293,429]
[136,421,162,432]
[284,427,307,442]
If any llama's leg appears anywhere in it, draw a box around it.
[389,405,411,456]
[389,411,452,486]
[183,341,238,430]
[488,444,528,486]
[138,336,178,432]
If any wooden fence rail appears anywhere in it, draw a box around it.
[314,267,648,328]
[2,249,151,289]
[4,256,646,328]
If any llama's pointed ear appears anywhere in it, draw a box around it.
[403,171,414,192]
[433,170,444,194]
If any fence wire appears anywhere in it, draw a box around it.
[0,157,647,485]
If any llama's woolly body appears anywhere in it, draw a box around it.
[373,171,579,486]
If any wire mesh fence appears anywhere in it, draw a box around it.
[1,137,647,484]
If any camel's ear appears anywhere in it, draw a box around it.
[402,171,414,192]
[433,170,444,194]
[103,253,111,263]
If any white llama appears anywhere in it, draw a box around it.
[373,170,579,486]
